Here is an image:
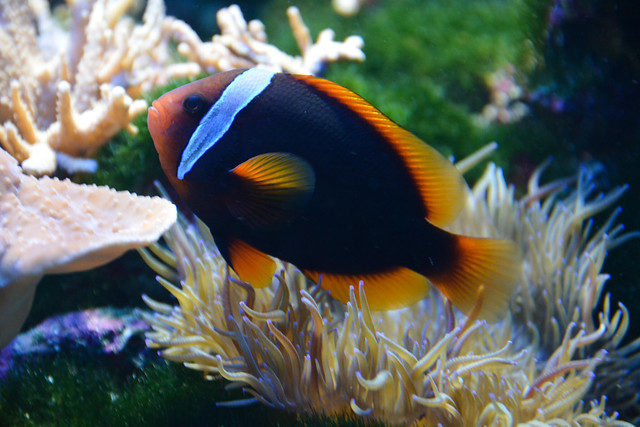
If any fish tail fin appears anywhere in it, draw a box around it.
[427,235,521,322]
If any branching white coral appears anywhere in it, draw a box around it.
[140,145,637,424]
[164,5,364,76]
[0,0,159,175]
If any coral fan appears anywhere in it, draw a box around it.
[0,148,176,349]
[0,0,364,176]
[141,145,637,424]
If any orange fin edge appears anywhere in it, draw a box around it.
[293,74,466,228]
[428,235,522,322]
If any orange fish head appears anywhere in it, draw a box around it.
[147,69,246,182]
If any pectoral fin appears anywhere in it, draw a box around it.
[227,152,315,230]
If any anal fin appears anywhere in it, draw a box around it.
[228,238,276,288]
[303,267,430,310]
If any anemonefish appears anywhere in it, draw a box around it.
[148,68,521,320]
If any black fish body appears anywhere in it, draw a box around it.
[148,68,521,319]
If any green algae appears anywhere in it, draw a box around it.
[87,111,161,194]
[0,351,295,426]
[0,347,385,426]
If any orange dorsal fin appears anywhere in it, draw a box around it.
[427,235,522,322]
[295,74,466,228]
[228,152,315,230]
[227,238,276,288]
[303,267,430,310]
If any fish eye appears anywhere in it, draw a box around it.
[182,94,207,116]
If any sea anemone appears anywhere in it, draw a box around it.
[140,144,638,425]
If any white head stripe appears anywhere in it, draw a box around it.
[177,68,276,179]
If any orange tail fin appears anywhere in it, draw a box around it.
[427,235,522,322]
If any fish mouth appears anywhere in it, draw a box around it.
[148,101,161,124]
[148,100,169,137]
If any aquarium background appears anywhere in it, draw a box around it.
[1,0,639,425]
